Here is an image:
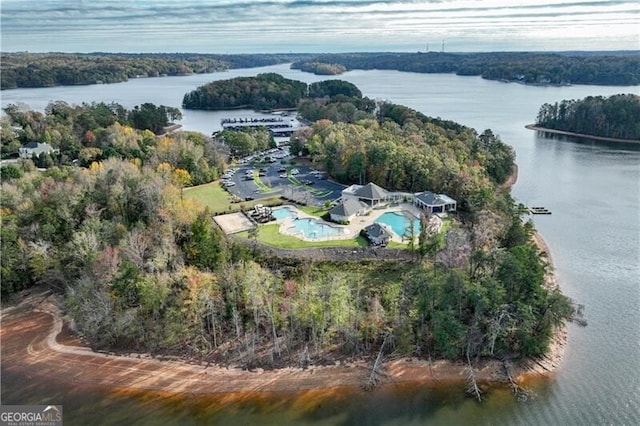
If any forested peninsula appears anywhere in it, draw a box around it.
[0,52,311,90]
[1,78,577,395]
[531,94,640,142]
[292,51,640,86]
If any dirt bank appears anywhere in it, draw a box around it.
[1,287,564,398]
[499,164,518,191]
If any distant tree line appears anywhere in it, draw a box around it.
[294,51,640,86]
[291,61,347,75]
[535,94,640,140]
[0,52,313,90]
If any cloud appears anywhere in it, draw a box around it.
[1,0,637,52]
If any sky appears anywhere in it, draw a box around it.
[1,0,638,53]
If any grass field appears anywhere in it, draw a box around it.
[237,224,369,249]
[298,205,329,217]
[184,182,281,214]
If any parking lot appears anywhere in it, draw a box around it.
[220,149,345,206]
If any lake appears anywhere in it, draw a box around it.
[2,65,639,425]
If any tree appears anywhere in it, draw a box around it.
[182,212,228,270]
[127,103,181,134]
[418,214,442,260]
[0,164,23,180]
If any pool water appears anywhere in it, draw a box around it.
[272,206,297,221]
[289,218,345,239]
[375,211,421,238]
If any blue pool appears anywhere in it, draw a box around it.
[289,218,345,239]
[375,211,420,238]
[271,206,297,221]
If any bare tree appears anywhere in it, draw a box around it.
[437,227,471,269]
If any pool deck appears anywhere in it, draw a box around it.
[273,203,442,243]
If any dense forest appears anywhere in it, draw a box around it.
[1,83,575,371]
[534,94,640,140]
[0,52,311,90]
[182,73,308,110]
[293,51,640,86]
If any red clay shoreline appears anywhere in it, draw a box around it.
[0,167,566,398]
[0,290,564,399]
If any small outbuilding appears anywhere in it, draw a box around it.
[363,223,392,246]
[414,191,457,214]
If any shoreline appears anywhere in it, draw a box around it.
[525,124,640,144]
[1,290,564,399]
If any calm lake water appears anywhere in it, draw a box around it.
[2,65,639,425]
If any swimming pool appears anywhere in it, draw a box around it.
[271,206,298,221]
[288,218,346,239]
[375,211,421,238]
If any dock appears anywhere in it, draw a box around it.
[221,117,304,137]
[529,206,552,215]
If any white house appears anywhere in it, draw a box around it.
[414,191,457,214]
[18,142,57,159]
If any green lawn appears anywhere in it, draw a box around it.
[298,205,329,217]
[237,224,369,249]
[387,240,409,249]
[184,182,281,214]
